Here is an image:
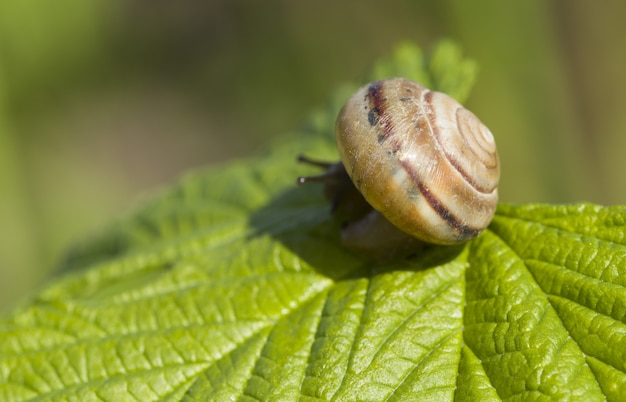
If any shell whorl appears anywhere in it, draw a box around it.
[336,78,499,245]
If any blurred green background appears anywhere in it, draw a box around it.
[1,0,625,311]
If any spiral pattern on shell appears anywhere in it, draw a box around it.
[336,77,499,245]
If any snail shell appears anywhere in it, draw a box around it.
[336,77,499,245]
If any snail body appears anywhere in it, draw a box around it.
[299,77,499,256]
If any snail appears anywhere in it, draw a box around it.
[298,77,499,258]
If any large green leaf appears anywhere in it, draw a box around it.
[1,42,625,401]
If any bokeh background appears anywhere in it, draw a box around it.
[1,0,625,310]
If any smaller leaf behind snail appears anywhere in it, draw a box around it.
[298,78,500,259]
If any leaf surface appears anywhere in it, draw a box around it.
[1,42,625,401]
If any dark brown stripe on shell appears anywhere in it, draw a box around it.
[423,90,492,194]
[400,159,481,239]
[368,81,394,139]
[368,109,380,126]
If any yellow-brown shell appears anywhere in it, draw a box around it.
[336,77,499,245]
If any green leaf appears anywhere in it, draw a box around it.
[368,39,477,103]
[1,42,625,401]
